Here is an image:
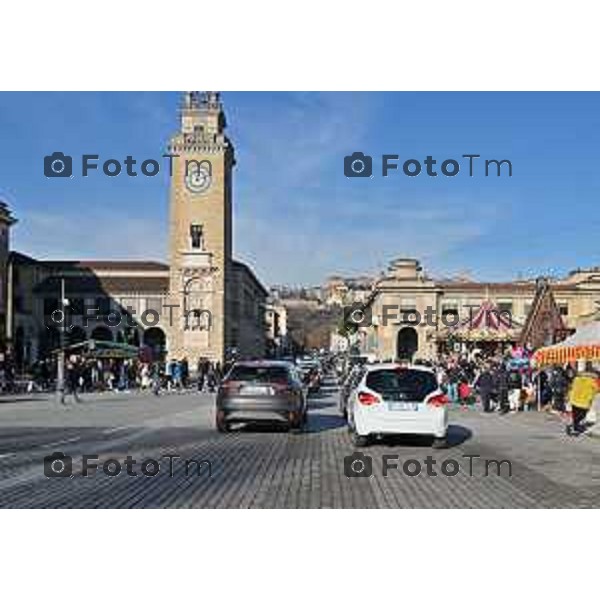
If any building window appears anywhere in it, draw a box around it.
[399,299,417,322]
[120,298,139,316]
[558,302,569,316]
[442,301,459,318]
[497,300,513,314]
[146,297,163,315]
[190,224,203,249]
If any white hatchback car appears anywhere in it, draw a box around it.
[347,364,449,448]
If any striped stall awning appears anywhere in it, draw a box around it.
[533,344,600,366]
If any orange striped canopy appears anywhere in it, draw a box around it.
[533,344,600,366]
[532,322,600,366]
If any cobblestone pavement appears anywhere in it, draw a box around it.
[0,381,599,508]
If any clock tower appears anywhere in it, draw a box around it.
[165,91,234,363]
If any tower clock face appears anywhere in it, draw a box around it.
[185,165,211,194]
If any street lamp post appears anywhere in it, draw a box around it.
[56,278,66,404]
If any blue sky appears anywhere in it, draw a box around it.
[0,91,598,286]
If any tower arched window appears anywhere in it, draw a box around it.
[190,224,203,249]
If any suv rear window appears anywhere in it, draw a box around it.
[366,369,437,401]
[228,365,291,384]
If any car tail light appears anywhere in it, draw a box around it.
[272,382,293,394]
[427,393,449,407]
[358,391,380,406]
[222,381,241,392]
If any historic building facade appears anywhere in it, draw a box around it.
[359,258,600,361]
[0,202,17,346]
[2,92,267,367]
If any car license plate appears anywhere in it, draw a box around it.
[389,402,418,411]
[240,385,271,395]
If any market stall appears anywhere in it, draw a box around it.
[532,321,600,366]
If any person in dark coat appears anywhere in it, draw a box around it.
[494,364,510,414]
[207,362,217,393]
[197,357,209,391]
[475,364,495,413]
[550,367,568,413]
[65,357,81,403]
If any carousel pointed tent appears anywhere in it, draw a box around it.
[533,321,600,366]
[437,300,522,342]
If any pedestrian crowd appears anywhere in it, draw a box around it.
[0,352,230,401]
[427,347,599,437]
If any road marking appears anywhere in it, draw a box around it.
[0,452,15,459]
[44,436,81,448]
[103,426,130,435]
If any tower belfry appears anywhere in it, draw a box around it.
[180,91,226,136]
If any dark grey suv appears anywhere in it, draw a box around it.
[215,361,307,432]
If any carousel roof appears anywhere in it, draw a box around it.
[437,300,522,341]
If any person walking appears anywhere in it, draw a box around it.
[507,368,523,412]
[181,357,189,389]
[165,359,173,392]
[151,362,162,396]
[566,364,599,436]
[172,360,182,391]
[447,364,460,405]
[207,361,217,393]
[197,357,209,392]
[214,361,222,385]
[550,366,568,413]
[494,363,510,414]
[475,363,495,413]
[64,356,81,404]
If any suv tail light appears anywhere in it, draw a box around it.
[358,391,380,406]
[272,382,294,394]
[427,393,449,407]
[222,381,240,392]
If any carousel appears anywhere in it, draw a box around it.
[533,321,600,366]
[436,300,522,356]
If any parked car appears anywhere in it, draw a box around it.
[215,361,307,432]
[338,364,365,419]
[346,364,448,448]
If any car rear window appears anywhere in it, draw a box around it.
[228,365,291,383]
[366,369,437,401]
